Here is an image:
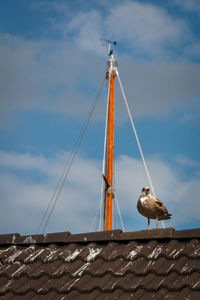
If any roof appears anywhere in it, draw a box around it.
[0,228,200,299]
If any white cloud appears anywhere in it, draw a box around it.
[30,0,68,14]
[117,59,200,117]
[0,30,200,127]
[0,150,199,234]
[0,32,105,127]
[176,155,200,169]
[106,1,189,56]
[25,0,200,60]
[175,0,200,15]
[177,110,200,123]
[184,42,200,59]
[0,1,200,128]
[0,150,101,234]
[67,10,104,55]
[63,1,190,58]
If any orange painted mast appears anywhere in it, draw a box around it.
[103,42,117,231]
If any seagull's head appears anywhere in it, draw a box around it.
[142,187,150,195]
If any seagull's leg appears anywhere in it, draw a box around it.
[156,217,158,229]
[148,218,150,230]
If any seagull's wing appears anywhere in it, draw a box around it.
[155,198,164,207]
[148,195,162,205]
[147,194,172,220]
[149,195,167,211]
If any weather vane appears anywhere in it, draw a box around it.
[100,39,117,56]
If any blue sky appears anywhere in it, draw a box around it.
[0,0,200,235]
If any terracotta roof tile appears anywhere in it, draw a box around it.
[0,228,200,298]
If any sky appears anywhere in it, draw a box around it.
[0,0,200,235]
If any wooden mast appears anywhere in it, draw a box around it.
[103,44,117,231]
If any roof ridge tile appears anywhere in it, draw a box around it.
[1,228,200,246]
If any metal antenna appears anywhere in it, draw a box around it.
[100,39,117,56]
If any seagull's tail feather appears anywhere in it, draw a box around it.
[159,213,172,220]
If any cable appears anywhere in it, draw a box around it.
[88,73,111,233]
[113,156,125,232]
[116,70,165,228]
[98,72,111,231]
[37,77,106,234]
[114,192,125,232]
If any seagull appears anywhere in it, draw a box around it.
[137,187,172,230]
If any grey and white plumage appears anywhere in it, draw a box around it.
[137,187,172,230]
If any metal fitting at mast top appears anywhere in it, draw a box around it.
[101,39,118,78]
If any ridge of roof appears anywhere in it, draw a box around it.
[0,227,200,246]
